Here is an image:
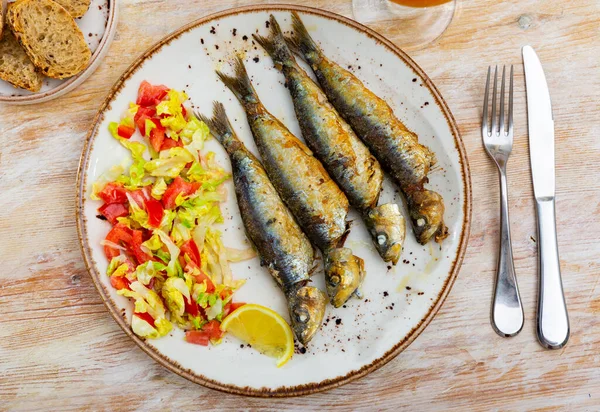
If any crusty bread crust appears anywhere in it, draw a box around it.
[0,28,43,91]
[8,0,91,79]
[53,0,91,18]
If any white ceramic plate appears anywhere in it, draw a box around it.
[0,0,117,105]
[76,5,471,397]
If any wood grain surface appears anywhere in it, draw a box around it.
[1,0,599,410]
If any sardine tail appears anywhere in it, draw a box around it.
[216,56,257,104]
[196,101,237,152]
[253,15,295,67]
[288,12,320,60]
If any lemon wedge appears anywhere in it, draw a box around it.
[220,304,294,367]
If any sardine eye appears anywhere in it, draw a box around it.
[416,218,426,227]
[377,234,387,245]
[294,307,310,324]
[329,274,341,286]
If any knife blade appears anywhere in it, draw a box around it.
[523,45,569,349]
[523,46,555,200]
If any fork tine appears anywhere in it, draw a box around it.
[499,66,506,134]
[482,66,491,137]
[508,65,514,137]
[491,65,498,135]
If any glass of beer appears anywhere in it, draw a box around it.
[352,0,457,50]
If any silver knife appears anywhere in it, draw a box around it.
[523,45,569,349]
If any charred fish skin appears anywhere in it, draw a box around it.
[216,57,365,307]
[288,12,448,244]
[254,15,405,264]
[197,102,326,345]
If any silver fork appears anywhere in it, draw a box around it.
[482,65,524,337]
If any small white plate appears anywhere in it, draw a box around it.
[0,0,117,105]
[77,5,471,397]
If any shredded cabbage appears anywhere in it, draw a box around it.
[135,261,166,286]
[226,247,257,262]
[155,229,180,278]
[162,277,188,318]
[125,193,150,229]
[144,147,194,178]
[151,178,167,199]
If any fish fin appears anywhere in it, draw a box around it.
[216,56,258,105]
[289,11,321,61]
[253,15,296,68]
[195,101,238,152]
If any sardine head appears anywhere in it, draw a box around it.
[324,248,365,308]
[407,189,447,244]
[365,203,406,265]
[286,284,327,346]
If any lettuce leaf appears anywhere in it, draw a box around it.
[155,229,180,278]
[144,147,194,178]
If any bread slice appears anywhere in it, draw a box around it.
[0,29,43,91]
[0,0,5,41]
[7,0,91,79]
[52,0,90,18]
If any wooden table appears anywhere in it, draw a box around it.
[1,0,599,409]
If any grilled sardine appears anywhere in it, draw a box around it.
[254,15,405,264]
[197,102,326,345]
[217,57,365,307]
[288,12,448,244]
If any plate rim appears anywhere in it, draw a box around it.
[75,3,472,398]
[0,0,118,105]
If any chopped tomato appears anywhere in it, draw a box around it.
[180,239,201,266]
[149,123,166,152]
[131,230,151,265]
[134,106,156,136]
[98,182,128,204]
[219,288,232,301]
[128,187,151,208]
[136,81,169,107]
[134,311,156,327]
[146,199,164,228]
[98,203,129,225]
[104,224,133,259]
[185,330,210,346]
[117,124,135,139]
[181,105,187,117]
[162,176,200,210]
[184,297,200,317]
[202,320,223,340]
[222,301,246,317]
[110,275,130,290]
[230,302,246,312]
[159,137,183,151]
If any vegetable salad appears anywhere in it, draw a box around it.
[93,81,251,345]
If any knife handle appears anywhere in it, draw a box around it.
[491,169,524,337]
[536,198,569,349]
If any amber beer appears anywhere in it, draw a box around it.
[388,0,452,6]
